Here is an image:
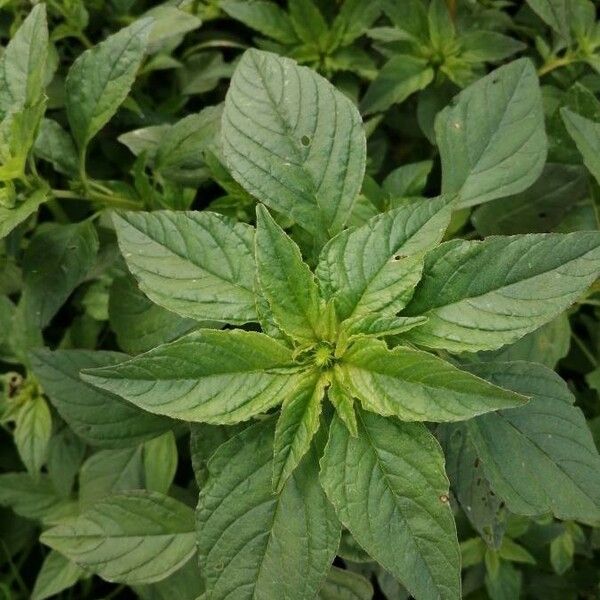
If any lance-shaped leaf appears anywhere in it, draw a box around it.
[41,491,196,585]
[30,349,171,448]
[66,19,151,150]
[403,232,600,352]
[466,361,600,524]
[81,329,301,424]
[436,59,546,208]
[273,373,326,492]
[256,205,323,343]
[328,374,358,437]
[317,196,452,321]
[561,108,600,185]
[222,49,366,238]
[320,409,461,600]
[113,211,257,324]
[197,419,340,600]
[338,338,525,422]
[0,4,48,116]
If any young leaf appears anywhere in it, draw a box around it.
[143,431,178,494]
[317,196,452,321]
[31,551,84,600]
[30,349,172,447]
[526,0,571,41]
[318,566,374,600]
[65,18,151,151]
[41,491,196,585]
[0,187,49,239]
[560,108,600,185]
[0,4,48,116]
[33,119,79,177]
[256,205,323,343]
[436,59,547,208]
[197,419,339,600]
[222,49,366,238]
[273,373,326,492]
[320,409,461,600]
[327,374,358,437]
[14,395,52,477]
[341,314,427,340]
[113,211,257,324]
[402,232,600,352]
[466,361,600,524]
[339,338,525,422]
[81,329,301,424]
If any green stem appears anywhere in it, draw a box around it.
[538,54,575,76]
[52,189,141,210]
[571,331,597,367]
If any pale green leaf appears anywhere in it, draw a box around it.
[436,59,546,208]
[467,361,600,524]
[66,19,151,149]
[327,374,358,437]
[30,349,172,447]
[339,338,525,422]
[561,108,600,185]
[113,210,257,324]
[317,196,452,322]
[197,419,339,600]
[144,431,178,494]
[14,395,52,477]
[273,374,325,492]
[222,49,366,238]
[403,232,600,352]
[31,551,84,600]
[41,491,196,585]
[341,314,427,340]
[256,205,323,343]
[320,409,461,600]
[81,329,300,424]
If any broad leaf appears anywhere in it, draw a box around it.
[320,409,461,600]
[143,431,178,494]
[0,187,49,239]
[113,211,257,324]
[339,338,525,421]
[317,196,452,321]
[14,395,51,477]
[256,205,323,343]
[222,49,366,239]
[561,108,600,185]
[197,419,340,600]
[33,119,79,177]
[526,0,571,41]
[31,551,84,600]
[436,59,546,208]
[66,19,151,150]
[30,349,172,447]
[81,329,301,424]
[466,361,600,524]
[41,491,196,584]
[403,232,600,352]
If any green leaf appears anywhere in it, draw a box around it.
[113,210,257,325]
[402,232,600,352]
[526,0,571,41]
[339,338,525,422]
[436,59,546,208]
[197,419,340,600]
[329,0,381,47]
[0,4,48,116]
[133,558,205,600]
[14,395,52,477]
[30,349,172,447]
[0,473,77,524]
[317,196,452,322]
[427,0,455,51]
[222,49,366,239]
[361,55,434,115]
[256,205,323,343]
[143,431,178,494]
[0,187,49,240]
[47,428,86,497]
[320,409,461,600]
[382,160,433,198]
[65,18,151,150]
[460,32,526,64]
[561,108,600,185]
[341,314,427,340]
[20,221,99,329]
[466,361,600,524]
[273,374,325,492]
[31,551,84,600]
[220,0,299,44]
[79,447,144,509]
[41,491,196,585]
[327,373,358,437]
[33,119,79,177]
[81,329,300,424]
[550,531,574,575]
[318,566,374,600]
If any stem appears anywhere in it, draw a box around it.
[538,55,575,76]
[103,584,126,600]
[52,189,141,210]
[571,331,597,367]
[579,299,600,308]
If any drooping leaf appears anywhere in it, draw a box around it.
[113,211,257,324]
[561,108,600,185]
[320,409,461,600]
[338,338,525,421]
[403,232,600,352]
[466,361,600,524]
[30,349,172,447]
[222,49,366,239]
[33,119,79,177]
[197,419,340,600]
[436,59,547,208]
[81,329,301,424]
[41,491,196,585]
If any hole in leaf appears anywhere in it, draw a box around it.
[301,135,310,146]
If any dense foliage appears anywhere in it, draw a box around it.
[2,1,600,599]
